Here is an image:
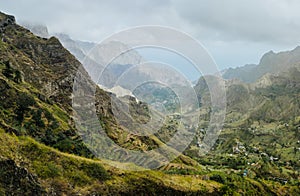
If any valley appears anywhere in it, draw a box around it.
[0,11,299,195]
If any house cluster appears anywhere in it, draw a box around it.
[270,177,288,185]
[232,141,246,154]
[260,152,280,162]
[269,156,279,161]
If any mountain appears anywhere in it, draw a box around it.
[222,64,257,82]
[1,11,300,195]
[24,25,195,114]
[0,12,210,195]
[191,53,300,191]
[20,22,50,38]
[54,33,90,62]
[223,47,300,83]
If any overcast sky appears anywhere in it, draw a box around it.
[1,0,300,70]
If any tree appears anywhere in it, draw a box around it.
[13,70,22,83]
[15,93,36,122]
[2,61,13,79]
[33,109,45,127]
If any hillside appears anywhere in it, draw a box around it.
[190,56,300,193]
[0,11,204,195]
[0,11,194,164]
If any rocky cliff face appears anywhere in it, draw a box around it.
[0,13,80,111]
[0,13,15,33]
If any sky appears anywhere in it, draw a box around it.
[1,0,300,71]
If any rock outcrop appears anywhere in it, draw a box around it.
[0,158,45,195]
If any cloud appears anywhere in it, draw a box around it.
[0,0,299,69]
[0,0,178,41]
[2,0,299,44]
[172,0,300,44]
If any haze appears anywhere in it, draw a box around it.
[1,0,300,70]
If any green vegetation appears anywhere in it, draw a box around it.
[0,128,224,195]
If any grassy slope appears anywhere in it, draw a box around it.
[0,128,223,195]
[3,128,300,195]
[0,127,299,195]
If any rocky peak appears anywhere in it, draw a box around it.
[20,22,49,38]
[292,45,300,52]
[0,12,15,33]
[259,50,275,65]
[88,40,142,66]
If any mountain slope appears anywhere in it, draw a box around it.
[0,11,221,195]
[191,57,300,189]
[0,11,186,161]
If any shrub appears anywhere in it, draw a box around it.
[32,109,45,127]
[13,70,22,83]
[15,92,36,122]
[2,61,13,79]
[34,161,61,179]
[69,171,91,186]
[81,162,110,181]
[220,185,235,196]
[210,174,226,184]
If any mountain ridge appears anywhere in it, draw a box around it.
[223,46,300,83]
